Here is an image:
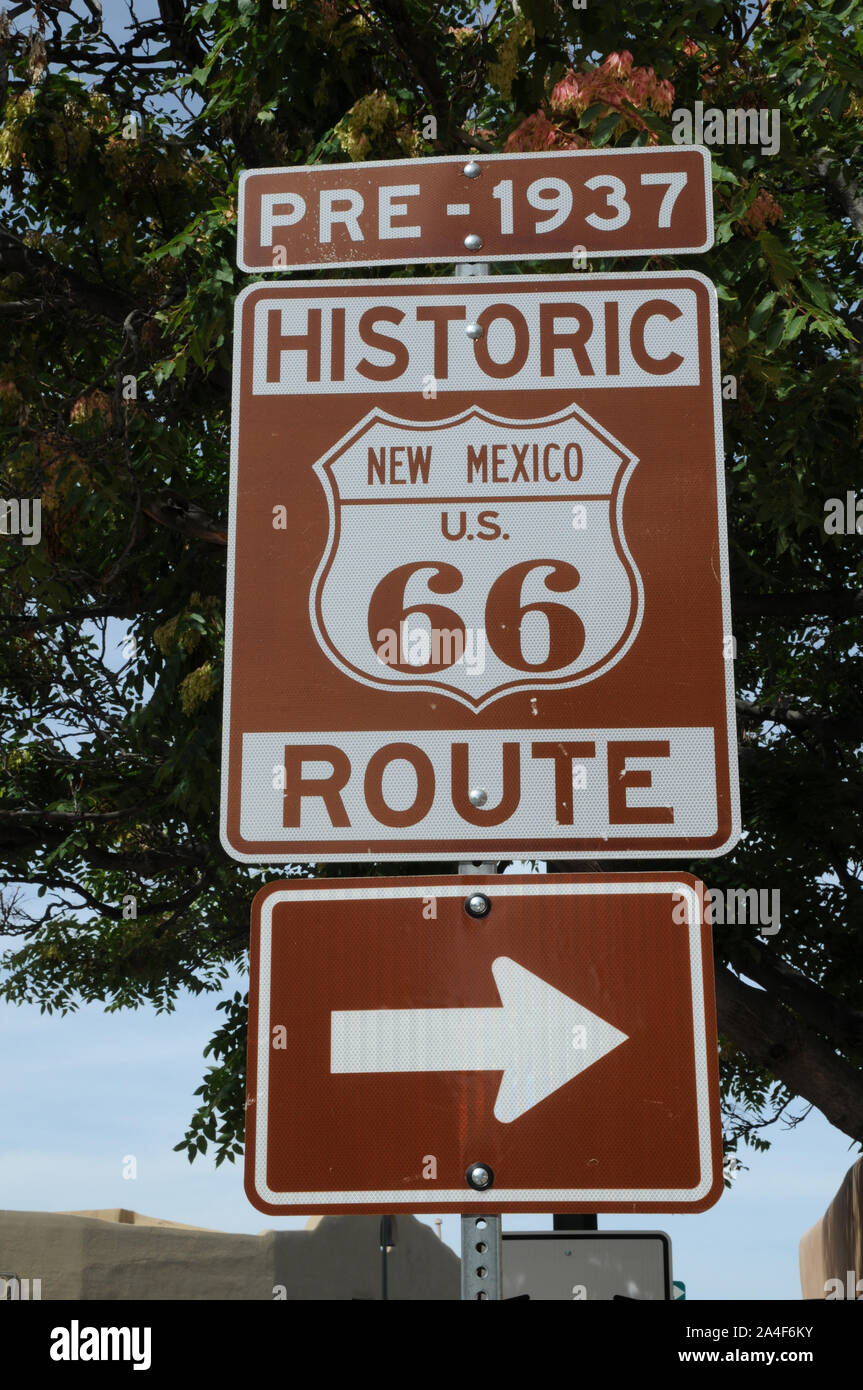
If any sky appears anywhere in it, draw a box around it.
[1,972,856,1300]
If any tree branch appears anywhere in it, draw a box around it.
[142,493,227,545]
[24,870,207,922]
[716,966,863,1142]
[724,943,863,1058]
[0,806,152,826]
[0,224,135,322]
[0,299,43,316]
[736,696,863,742]
[735,590,863,621]
[817,152,863,235]
[367,0,451,143]
[0,603,140,639]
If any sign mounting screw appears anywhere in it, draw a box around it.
[465,893,491,919]
[465,322,483,340]
[463,161,481,179]
[466,1162,494,1190]
[469,786,488,806]
[464,232,483,252]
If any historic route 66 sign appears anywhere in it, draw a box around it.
[221,274,739,862]
[312,403,640,710]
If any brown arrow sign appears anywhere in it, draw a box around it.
[244,873,724,1215]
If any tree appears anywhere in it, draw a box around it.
[0,0,861,1172]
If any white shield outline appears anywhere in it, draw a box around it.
[310,402,644,712]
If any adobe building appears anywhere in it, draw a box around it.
[0,1208,459,1300]
[799,1159,863,1299]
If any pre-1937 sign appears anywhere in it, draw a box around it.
[237,147,713,272]
[220,272,739,862]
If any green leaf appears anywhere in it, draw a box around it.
[765,315,785,351]
[591,113,621,146]
[749,291,778,334]
[783,312,808,343]
[800,277,833,313]
[711,163,739,185]
[758,231,798,289]
[578,103,606,128]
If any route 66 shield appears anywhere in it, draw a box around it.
[311,403,642,711]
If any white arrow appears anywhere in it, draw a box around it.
[330,956,629,1123]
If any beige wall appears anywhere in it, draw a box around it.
[0,1208,459,1301]
[799,1159,863,1299]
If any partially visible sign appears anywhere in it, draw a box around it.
[502,1232,672,1301]
[244,873,724,1216]
[238,147,713,272]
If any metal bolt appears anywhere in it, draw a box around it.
[466,1162,494,1190]
[468,786,487,806]
[465,322,483,340]
[465,893,491,919]
[463,160,481,179]
[464,232,483,252]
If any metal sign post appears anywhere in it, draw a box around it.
[461,1215,502,1301]
[458,860,501,1301]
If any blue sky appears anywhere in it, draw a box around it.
[1,977,856,1299]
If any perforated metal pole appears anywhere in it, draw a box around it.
[461,1215,502,1300]
[459,861,502,1300]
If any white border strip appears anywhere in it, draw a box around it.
[250,880,716,1208]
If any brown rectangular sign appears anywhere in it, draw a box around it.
[238,147,713,272]
[220,272,739,862]
[244,873,724,1215]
